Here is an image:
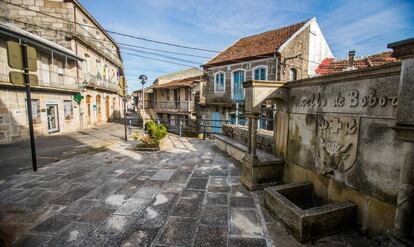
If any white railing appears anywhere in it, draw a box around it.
[153,101,195,112]
[84,73,119,92]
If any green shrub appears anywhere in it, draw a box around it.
[145,121,167,144]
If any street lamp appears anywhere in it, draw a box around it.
[139,74,148,130]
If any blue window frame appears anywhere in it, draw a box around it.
[253,66,267,80]
[214,72,225,93]
[232,70,245,101]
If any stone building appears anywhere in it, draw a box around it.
[134,68,204,132]
[0,0,126,143]
[201,17,333,133]
[214,37,412,242]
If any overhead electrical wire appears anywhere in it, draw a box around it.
[1,1,326,67]
[1,0,220,53]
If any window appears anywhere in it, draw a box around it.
[166,89,170,101]
[64,100,73,120]
[253,66,267,80]
[289,68,297,81]
[214,72,225,93]
[31,99,41,124]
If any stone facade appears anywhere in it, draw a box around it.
[201,18,333,134]
[0,0,125,143]
[243,61,405,236]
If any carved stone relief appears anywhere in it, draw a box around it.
[316,115,360,174]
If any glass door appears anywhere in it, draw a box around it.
[233,70,245,101]
[47,104,59,133]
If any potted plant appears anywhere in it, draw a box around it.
[133,121,168,151]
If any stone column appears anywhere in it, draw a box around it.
[251,114,259,158]
[247,115,252,154]
[388,38,414,244]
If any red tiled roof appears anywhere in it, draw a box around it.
[204,20,308,66]
[152,76,202,89]
[315,51,398,76]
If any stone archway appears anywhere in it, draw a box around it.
[86,95,92,126]
[96,95,102,123]
[105,96,110,122]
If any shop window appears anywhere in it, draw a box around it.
[31,99,41,124]
[64,100,73,120]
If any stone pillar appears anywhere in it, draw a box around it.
[247,116,252,154]
[388,38,414,244]
[251,114,259,158]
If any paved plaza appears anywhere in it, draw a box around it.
[0,131,372,247]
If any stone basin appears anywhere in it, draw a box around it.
[264,181,356,242]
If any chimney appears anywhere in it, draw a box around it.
[348,50,355,70]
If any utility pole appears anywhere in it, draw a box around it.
[123,96,127,142]
[21,40,37,171]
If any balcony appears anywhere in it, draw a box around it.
[84,73,119,92]
[75,24,122,67]
[0,60,79,92]
[153,101,195,113]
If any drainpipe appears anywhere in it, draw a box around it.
[387,38,414,245]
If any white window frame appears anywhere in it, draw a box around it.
[252,65,268,81]
[231,69,246,100]
[213,71,226,93]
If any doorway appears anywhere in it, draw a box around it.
[105,96,110,122]
[86,95,92,126]
[211,112,222,134]
[96,95,102,123]
[46,104,59,133]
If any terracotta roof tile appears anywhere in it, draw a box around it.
[315,51,398,76]
[204,20,308,66]
[152,76,202,89]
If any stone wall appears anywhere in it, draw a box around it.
[222,124,273,152]
[277,62,403,235]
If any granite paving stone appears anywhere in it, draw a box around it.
[186,178,208,190]
[113,198,149,216]
[31,214,75,234]
[0,133,371,247]
[194,225,228,247]
[79,207,116,225]
[200,205,228,226]
[205,192,228,205]
[61,199,99,215]
[93,215,134,238]
[156,216,198,246]
[150,169,176,181]
[230,196,256,208]
[228,237,268,247]
[230,209,263,237]
[45,222,97,247]
[52,187,94,205]
[132,186,160,199]
[172,197,203,217]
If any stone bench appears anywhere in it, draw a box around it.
[213,134,284,190]
[265,182,357,242]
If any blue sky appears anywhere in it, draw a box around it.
[79,0,414,94]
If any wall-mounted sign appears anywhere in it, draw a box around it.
[9,71,38,86]
[6,41,37,71]
[45,100,59,105]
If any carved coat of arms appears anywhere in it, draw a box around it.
[316,115,359,174]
